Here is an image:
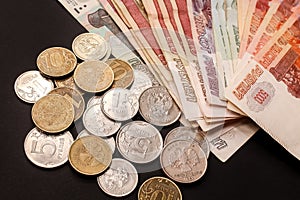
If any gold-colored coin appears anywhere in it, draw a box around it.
[73,60,114,93]
[36,47,77,78]
[54,74,85,95]
[106,59,134,88]
[68,135,112,175]
[31,94,74,133]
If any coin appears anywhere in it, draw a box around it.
[116,121,163,163]
[138,176,182,200]
[54,74,85,95]
[68,135,112,175]
[48,86,85,121]
[139,86,181,126]
[86,95,102,108]
[129,70,152,98]
[72,33,108,60]
[24,127,74,168]
[31,94,74,133]
[101,88,139,121]
[100,42,111,62]
[160,140,207,183]
[14,70,54,103]
[73,60,114,93]
[97,158,138,197]
[106,59,134,88]
[36,47,77,77]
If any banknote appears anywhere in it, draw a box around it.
[237,0,252,38]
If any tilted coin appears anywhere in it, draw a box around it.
[129,70,152,98]
[68,135,112,175]
[48,86,85,121]
[116,121,163,163]
[86,95,102,108]
[24,127,74,168]
[36,47,77,77]
[31,94,74,133]
[74,60,114,93]
[54,74,85,95]
[138,176,182,200]
[106,59,134,88]
[97,158,138,197]
[160,140,207,183]
[72,33,108,60]
[139,86,181,126]
[14,70,54,103]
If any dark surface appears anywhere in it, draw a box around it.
[1,1,300,200]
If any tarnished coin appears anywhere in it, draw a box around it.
[106,59,134,88]
[48,87,85,121]
[101,88,139,121]
[24,127,74,168]
[160,140,207,183]
[129,70,152,98]
[97,158,138,197]
[36,47,77,77]
[139,86,181,126]
[116,121,163,163]
[14,70,54,103]
[138,177,182,200]
[86,95,102,108]
[31,94,74,133]
[54,75,85,95]
[72,33,108,60]
[83,104,121,137]
[68,135,112,175]
[74,60,114,93]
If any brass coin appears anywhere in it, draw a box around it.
[68,135,112,175]
[31,94,74,133]
[36,47,77,78]
[54,74,85,95]
[106,59,134,88]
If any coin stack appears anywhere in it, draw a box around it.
[15,32,210,199]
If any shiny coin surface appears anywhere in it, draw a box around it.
[101,88,139,121]
[74,60,114,93]
[36,47,77,77]
[14,70,54,103]
[24,127,74,168]
[54,74,85,95]
[129,70,152,98]
[116,121,163,163]
[68,135,112,175]
[86,95,103,108]
[138,176,182,200]
[139,86,181,126]
[160,140,207,183]
[106,59,134,88]
[48,87,85,121]
[72,33,108,60]
[31,94,74,133]
[97,158,138,197]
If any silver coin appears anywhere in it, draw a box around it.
[14,70,54,103]
[101,88,139,121]
[116,121,163,163]
[129,70,152,98]
[86,95,102,108]
[160,140,207,183]
[83,104,121,137]
[24,127,74,168]
[139,86,181,126]
[97,158,138,197]
[100,42,111,62]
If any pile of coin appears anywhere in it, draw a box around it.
[14,32,210,199]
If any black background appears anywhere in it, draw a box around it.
[1,1,300,200]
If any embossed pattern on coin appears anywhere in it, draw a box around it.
[54,75,85,95]
[106,59,134,88]
[97,158,138,197]
[160,140,207,183]
[129,70,152,98]
[31,94,74,133]
[86,95,102,108]
[116,121,163,163]
[14,70,54,103]
[36,47,77,77]
[24,127,74,168]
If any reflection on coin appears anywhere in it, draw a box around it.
[83,104,121,137]
[36,47,77,77]
[54,75,85,95]
[116,121,163,163]
[164,127,210,158]
[101,88,139,121]
[106,59,134,88]
[139,86,181,126]
[48,87,85,121]
[74,60,114,93]
[129,70,152,98]
[86,95,102,108]
[97,158,138,197]
[24,127,74,168]
[138,177,182,200]
[31,94,74,133]
[160,140,207,183]
[14,70,54,103]
[68,135,112,175]
[72,33,108,60]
